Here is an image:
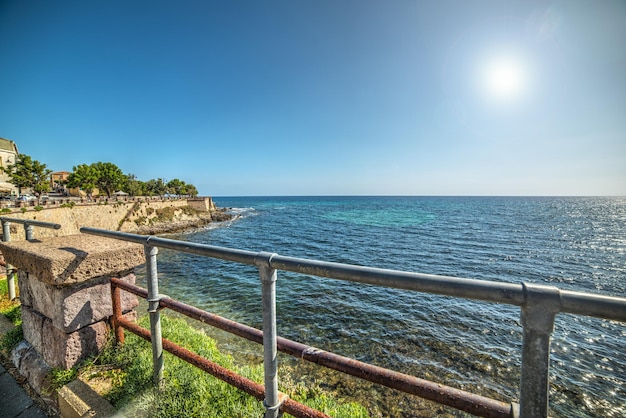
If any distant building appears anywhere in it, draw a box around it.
[0,137,19,195]
[51,171,70,191]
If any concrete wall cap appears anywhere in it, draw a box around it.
[0,234,145,285]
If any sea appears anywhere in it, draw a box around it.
[137,196,625,417]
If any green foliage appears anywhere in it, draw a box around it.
[67,164,97,198]
[123,173,145,197]
[61,201,76,208]
[20,207,27,213]
[0,282,23,354]
[134,216,147,226]
[166,178,198,197]
[1,152,199,200]
[88,315,367,417]
[49,368,79,390]
[92,162,125,198]
[2,304,21,325]
[1,208,11,214]
[68,162,125,199]
[185,184,198,197]
[0,324,23,353]
[0,154,52,195]
[34,205,43,211]
[144,178,167,197]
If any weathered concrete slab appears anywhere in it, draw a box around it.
[0,234,145,285]
[58,378,116,418]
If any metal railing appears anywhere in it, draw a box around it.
[1,217,61,300]
[80,226,626,418]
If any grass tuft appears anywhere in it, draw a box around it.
[82,315,368,417]
[0,279,23,354]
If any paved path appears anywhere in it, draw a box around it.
[0,362,48,418]
[0,313,49,418]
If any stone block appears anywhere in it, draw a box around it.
[17,271,33,307]
[21,307,46,358]
[21,306,110,369]
[45,319,110,369]
[12,340,53,395]
[21,272,138,333]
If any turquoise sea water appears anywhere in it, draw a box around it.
[141,196,625,417]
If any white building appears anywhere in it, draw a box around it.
[0,137,19,195]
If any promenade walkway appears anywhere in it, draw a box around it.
[0,362,48,418]
[0,316,49,418]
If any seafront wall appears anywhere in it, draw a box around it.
[0,197,217,240]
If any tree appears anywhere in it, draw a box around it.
[92,162,125,198]
[185,184,198,197]
[166,178,185,196]
[144,178,167,197]
[165,178,199,197]
[123,173,145,197]
[67,164,98,199]
[1,154,52,196]
[67,162,126,199]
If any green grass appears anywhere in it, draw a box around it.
[0,278,23,354]
[76,315,368,417]
[2,279,367,416]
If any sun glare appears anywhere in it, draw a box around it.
[482,56,527,102]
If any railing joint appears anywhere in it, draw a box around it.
[255,251,277,277]
[521,282,561,333]
[263,392,289,417]
[519,283,561,418]
[147,294,169,313]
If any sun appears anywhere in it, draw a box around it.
[482,56,528,102]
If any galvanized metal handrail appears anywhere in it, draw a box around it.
[1,217,62,300]
[80,228,625,322]
[80,226,626,418]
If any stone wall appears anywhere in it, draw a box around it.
[0,199,196,240]
[187,197,216,212]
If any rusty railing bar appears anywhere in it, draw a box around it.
[110,280,125,344]
[110,277,514,418]
[115,315,330,418]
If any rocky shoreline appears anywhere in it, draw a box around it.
[133,208,233,235]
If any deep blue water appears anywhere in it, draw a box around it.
[142,196,625,417]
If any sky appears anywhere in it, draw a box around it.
[0,1,624,197]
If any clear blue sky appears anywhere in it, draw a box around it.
[1,1,624,196]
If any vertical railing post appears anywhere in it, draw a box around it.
[1,220,16,301]
[519,283,561,418]
[111,281,125,344]
[256,252,282,418]
[145,244,164,385]
[24,223,34,241]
